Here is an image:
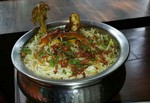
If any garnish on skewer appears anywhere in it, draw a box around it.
[70,13,81,31]
[31,2,50,34]
[66,13,82,31]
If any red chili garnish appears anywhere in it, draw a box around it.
[39,29,63,44]
[81,59,90,65]
[58,32,87,42]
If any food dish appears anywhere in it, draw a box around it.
[21,22,119,80]
[19,3,120,80]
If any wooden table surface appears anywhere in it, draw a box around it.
[112,26,150,102]
[0,0,150,34]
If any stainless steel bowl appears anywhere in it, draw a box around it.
[12,20,129,103]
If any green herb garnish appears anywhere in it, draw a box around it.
[22,47,31,54]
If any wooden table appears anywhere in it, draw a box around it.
[112,26,150,102]
[0,0,150,34]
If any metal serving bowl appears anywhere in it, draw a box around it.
[12,20,129,103]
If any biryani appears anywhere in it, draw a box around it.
[21,3,119,80]
[21,26,119,80]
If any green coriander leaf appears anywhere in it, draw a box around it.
[63,69,66,74]
[22,47,31,54]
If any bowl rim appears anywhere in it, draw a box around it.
[11,19,129,87]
